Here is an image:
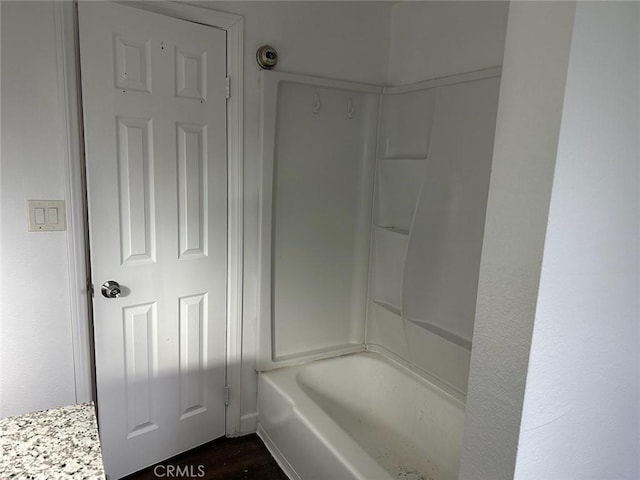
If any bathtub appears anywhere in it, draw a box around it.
[257,352,465,480]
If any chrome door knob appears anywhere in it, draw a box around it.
[101,280,122,298]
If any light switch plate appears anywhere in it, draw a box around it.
[27,200,66,232]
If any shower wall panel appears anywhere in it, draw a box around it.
[258,71,380,369]
[258,69,500,392]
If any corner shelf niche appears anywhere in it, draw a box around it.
[372,300,401,317]
[368,88,434,327]
[376,225,409,236]
[367,72,502,394]
[369,157,426,319]
[406,318,472,351]
[368,86,433,341]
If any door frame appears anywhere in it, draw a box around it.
[54,0,245,436]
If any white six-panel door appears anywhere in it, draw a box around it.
[78,2,227,477]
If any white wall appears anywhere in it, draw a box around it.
[388,1,509,85]
[200,1,392,430]
[0,1,77,418]
[515,3,640,478]
[459,3,576,479]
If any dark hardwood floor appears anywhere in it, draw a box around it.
[123,434,289,480]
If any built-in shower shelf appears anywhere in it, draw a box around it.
[379,156,429,162]
[376,225,410,236]
[406,318,472,351]
[372,300,401,317]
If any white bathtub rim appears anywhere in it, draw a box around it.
[258,351,466,480]
[259,371,394,480]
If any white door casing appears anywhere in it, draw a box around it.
[79,2,228,477]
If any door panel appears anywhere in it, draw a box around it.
[78,2,227,477]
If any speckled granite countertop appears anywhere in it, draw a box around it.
[0,402,105,479]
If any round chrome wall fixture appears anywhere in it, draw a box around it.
[256,45,278,70]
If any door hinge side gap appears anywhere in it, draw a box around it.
[225,77,231,99]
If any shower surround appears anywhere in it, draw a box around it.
[255,67,500,479]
